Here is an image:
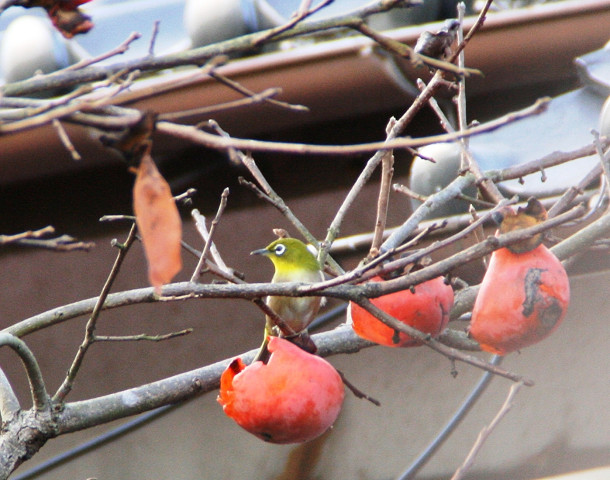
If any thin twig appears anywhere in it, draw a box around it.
[191,208,231,276]
[491,138,610,185]
[451,0,494,62]
[382,174,475,251]
[304,224,441,293]
[372,203,585,296]
[252,298,298,337]
[0,83,100,121]
[369,118,396,257]
[201,189,230,260]
[0,226,94,251]
[156,97,550,156]
[64,32,142,72]
[14,236,95,251]
[0,226,55,244]
[337,369,381,406]
[95,328,193,342]
[457,3,468,173]
[53,223,138,403]
[0,333,49,411]
[381,125,573,251]
[100,214,136,223]
[331,190,584,255]
[158,87,283,121]
[52,119,82,161]
[148,21,161,57]
[190,189,230,282]
[451,381,524,480]
[592,130,610,199]
[393,183,428,202]
[209,70,308,112]
[253,0,334,46]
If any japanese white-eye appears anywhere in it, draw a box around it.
[251,238,324,336]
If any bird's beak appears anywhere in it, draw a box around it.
[250,248,269,256]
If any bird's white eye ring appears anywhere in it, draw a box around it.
[274,244,286,256]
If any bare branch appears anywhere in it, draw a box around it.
[148,21,161,57]
[158,87,284,121]
[490,138,610,187]
[64,32,142,72]
[456,3,468,170]
[54,223,138,403]
[201,188,230,264]
[208,71,308,112]
[0,227,55,244]
[382,173,476,251]
[157,98,550,156]
[0,226,94,251]
[551,210,610,262]
[0,333,49,411]
[451,0,494,62]
[52,119,82,161]
[191,208,231,277]
[382,135,597,252]
[95,328,193,342]
[369,121,395,257]
[253,0,334,46]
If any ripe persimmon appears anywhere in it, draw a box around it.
[469,243,569,355]
[470,198,569,355]
[349,276,454,347]
[218,337,344,444]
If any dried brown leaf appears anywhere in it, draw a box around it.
[133,151,182,292]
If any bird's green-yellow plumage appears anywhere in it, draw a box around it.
[251,238,324,335]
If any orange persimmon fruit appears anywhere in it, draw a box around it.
[217,337,344,444]
[349,276,454,347]
[469,198,570,355]
[469,243,569,355]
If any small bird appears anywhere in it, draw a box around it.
[414,19,460,61]
[251,237,324,337]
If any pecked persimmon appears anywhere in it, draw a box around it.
[469,198,570,355]
[469,243,569,355]
[349,276,454,347]
[217,337,344,444]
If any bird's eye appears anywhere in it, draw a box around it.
[274,244,286,256]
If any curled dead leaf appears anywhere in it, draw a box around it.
[133,150,182,293]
